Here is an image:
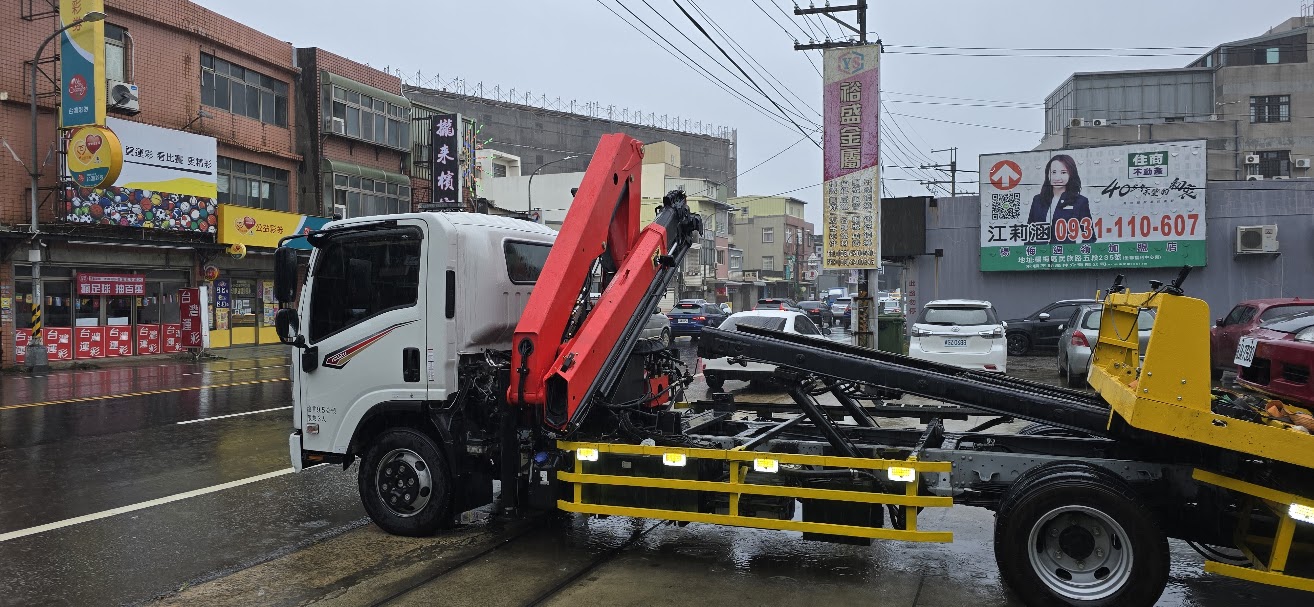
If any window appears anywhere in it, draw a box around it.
[794,315,821,335]
[1222,305,1255,326]
[762,256,775,271]
[505,241,552,284]
[201,53,288,126]
[918,306,999,326]
[720,315,786,332]
[327,85,411,150]
[761,227,774,243]
[1044,305,1079,323]
[1250,95,1291,123]
[332,173,411,218]
[493,163,507,178]
[1260,305,1314,322]
[1258,150,1291,178]
[217,157,290,211]
[308,228,422,342]
[729,251,742,270]
[716,250,725,266]
[105,24,131,82]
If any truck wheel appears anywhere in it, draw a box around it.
[1007,332,1031,356]
[359,428,453,537]
[994,463,1167,607]
[705,374,725,392]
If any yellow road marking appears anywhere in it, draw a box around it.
[0,377,289,412]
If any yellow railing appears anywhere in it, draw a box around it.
[556,440,954,543]
[1194,469,1314,593]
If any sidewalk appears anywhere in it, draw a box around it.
[2,343,290,375]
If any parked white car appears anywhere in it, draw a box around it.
[909,299,1008,372]
[701,310,830,391]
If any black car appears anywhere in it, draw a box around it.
[1003,299,1098,356]
[797,300,835,328]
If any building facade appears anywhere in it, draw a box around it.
[1,0,310,364]
[728,196,816,301]
[1041,15,1314,181]
[403,87,737,197]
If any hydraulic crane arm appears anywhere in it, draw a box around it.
[509,134,701,433]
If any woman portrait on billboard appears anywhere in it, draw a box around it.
[1027,154,1097,244]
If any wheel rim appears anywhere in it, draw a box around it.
[374,448,434,518]
[1008,334,1027,355]
[1027,505,1134,601]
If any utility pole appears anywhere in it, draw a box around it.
[794,1,878,348]
[919,147,959,197]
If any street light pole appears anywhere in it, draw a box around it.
[27,11,106,371]
[527,154,578,215]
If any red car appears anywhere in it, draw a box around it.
[1210,298,1314,374]
[1235,314,1314,407]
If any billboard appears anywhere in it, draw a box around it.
[821,45,881,269]
[979,141,1207,271]
[60,0,106,128]
[431,113,462,206]
[217,205,330,250]
[63,118,219,232]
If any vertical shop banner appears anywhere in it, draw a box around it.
[213,278,231,330]
[178,287,210,349]
[106,326,133,356]
[60,0,107,128]
[430,113,462,206]
[15,329,31,364]
[137,324,162,354]
[1,284,12,324]
[76,326,107,359]
[45,327,74,361]
[979,141,1207,271]
[822,45,881,269]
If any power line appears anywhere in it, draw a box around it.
[750,0,822,77]
[690,129,818,198]
[673,0,822,146]
[883,49,1204,58]
[888,44,1213,52]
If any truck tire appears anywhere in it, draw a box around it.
[994,462,1168,607]
[359,427,453,537]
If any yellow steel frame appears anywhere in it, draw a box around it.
[1087,290,1314,469]
[557,441,953,542]
[1193,469,1314,592]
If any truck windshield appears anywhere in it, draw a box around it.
[308,227,422,342]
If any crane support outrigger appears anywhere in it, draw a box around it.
[274,134,1312,607]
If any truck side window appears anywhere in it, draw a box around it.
[505,241,552,284]
[308,228,422,342]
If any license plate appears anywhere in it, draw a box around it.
[678,318,689,324]
[1234,336,1258,367]
[944,338,968,347]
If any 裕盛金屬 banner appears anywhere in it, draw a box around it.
[822,45,880,269]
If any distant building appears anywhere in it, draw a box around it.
[402,87,737,195]
[1041,14,1314,181]
[728,196,816,300]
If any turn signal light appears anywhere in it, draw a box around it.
[1071,330,1090,348]
[693,316,707,322]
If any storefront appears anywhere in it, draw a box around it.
[210,204,328,348]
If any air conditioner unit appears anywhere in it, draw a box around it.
[1236,225,1279,254]
[1272,175,1291,180]
[1069,118,1087,127]
[333,204,347,220]
[1296,158,1311,168]
[1246,174,1265,181]
[329,117,346,135]
[1244,154,1261,165]
[1091,118,1111,126]
[107,79,140,114]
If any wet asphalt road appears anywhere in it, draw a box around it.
[0,335,1306,606]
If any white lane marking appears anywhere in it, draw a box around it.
[0,468,295,543]
[177,406,292,425]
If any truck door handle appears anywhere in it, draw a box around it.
[403,347,421,383]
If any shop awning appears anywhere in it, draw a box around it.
[322,159,411,187]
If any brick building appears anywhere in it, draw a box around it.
[293,48,413,220]
[0,0,303,364]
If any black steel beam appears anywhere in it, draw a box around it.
[698,326,1115,438]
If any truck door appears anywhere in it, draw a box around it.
[298,223,428,455]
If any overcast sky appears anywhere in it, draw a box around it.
[195,0,1303,226]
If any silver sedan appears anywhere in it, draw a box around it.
[1057,304,1156,388]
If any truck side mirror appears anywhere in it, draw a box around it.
[274,247,299,304]
[347,258,373,311]
[275,308,304,347]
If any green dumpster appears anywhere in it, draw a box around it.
[877,314,906,354]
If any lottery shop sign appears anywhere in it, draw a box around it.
[978,140,1207,272]
[77,273,146,296]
